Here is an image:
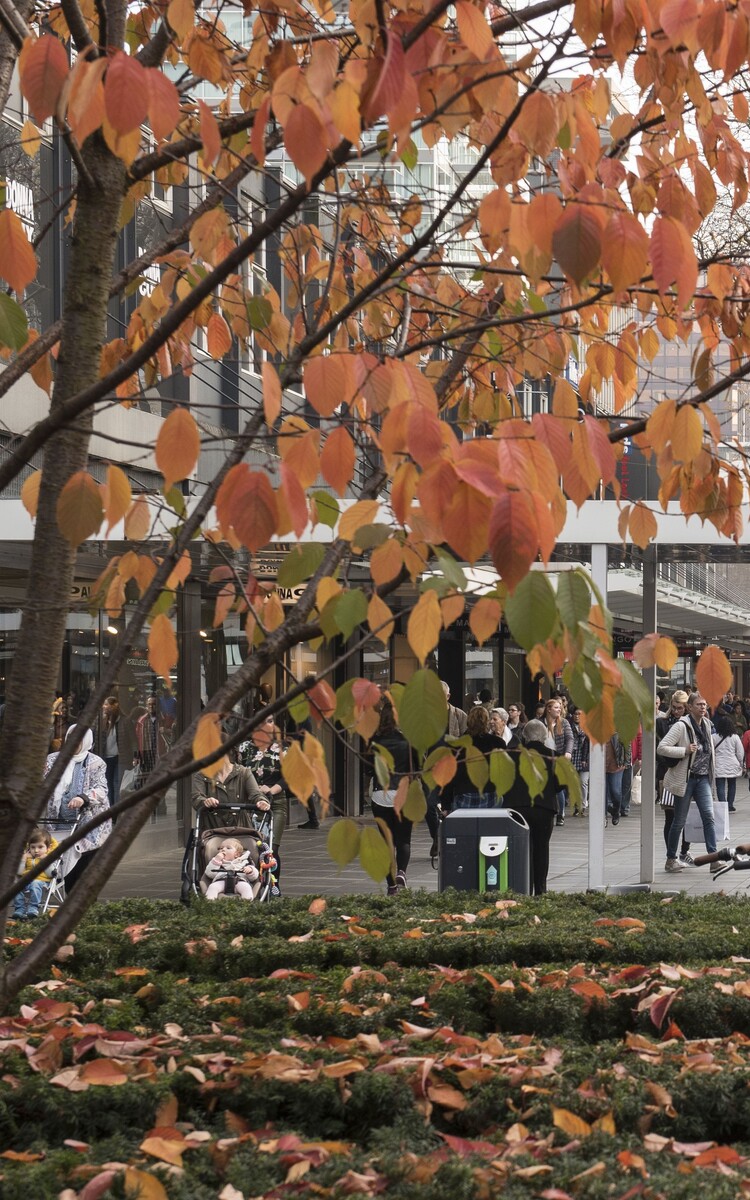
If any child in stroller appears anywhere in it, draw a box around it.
[14,827,58,920]
[182,802,277,903]
[202,837,260,899]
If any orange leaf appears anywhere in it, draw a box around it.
[262,362,281,427]
[368,593,395,644]
[552,204,602,286]
[193,713,227,778]
[672,404,703,463]
[601,211,649,291]
[321,425,356,496]
[285,103,328,186]
[308,680,337,722]
[19,35,69,123]
[147,68,181,141]
[103,465,132,534]
[364,31,406,122]
[443,482,492,565]
[123,1169,169,1200]
[104,51,149,134]
[198,99,221,167]
[0,209,37,294]
[57,472,103,545]
[469,597,502,646]
[407,590,442,664]
[632,633,678,671]
[304,355,351,418]
[694,645,733,709]
[308,897,327,915]
[140,1135,186,1167]
[68,57,107,146]
[280,462,308,538]
[338,500,380,543]
[21,470,41,518]
[456,0,496,58]
[167,0,194,41]
[155,407,201,489]
[646,398,676,453]
[79,1058,130,1086]
[148,613,178,684]
[230,470,278,552]
[206,311,232,358]
[427,1083,468,1110]
[488,493,538,592]
[628,503,657,549]
[513,89,558,159]
[651,216,697,308]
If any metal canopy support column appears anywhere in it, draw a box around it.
[640,546,657,883]
[588,544,607,890]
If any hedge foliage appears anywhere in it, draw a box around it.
[3,891,750,1197]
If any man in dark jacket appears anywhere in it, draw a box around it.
[501,719,558,895]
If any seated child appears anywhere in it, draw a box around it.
[202,837,259,900]
[15,828,58,920]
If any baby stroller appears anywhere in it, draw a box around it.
[180,802,277,903]
[34,816,81,914]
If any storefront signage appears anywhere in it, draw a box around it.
[276,585,306,605]
[137,246,161,297]
[70,582,93,601]
[3,178,35,235]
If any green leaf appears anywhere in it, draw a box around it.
[0,293,28,350]
[398,669,447,755]
[247,296,272,330]
[618,659,655,732]
[554,756,581,811]
[556,569,591,633]
[319,597,341,642]
[327,818,361,867]
[564,653,603,710]
[162,484,186,517]
[505,572,557,651]
[277,543,325,588]
[334,589,368,639]
[372,745,395,789]
[353,523,390,550]
[557,119,571,150]
[465,745,489,793]
[148,588,175,619]
[287,692,310,726]
[312,490,340,528]
[360,824,392,881]
[519,747,547,800]
[334,678,355,727]
[614,689,641,745]
[489,749,516,797]
[400,138,418,171]
[433,551,468,593]
[402,779,427,822]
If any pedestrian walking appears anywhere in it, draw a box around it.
[657,692,718,873]
[501,720,557,895]
[568,707,590,814]
[367,698,416,896]
[712,714,744,814]
[544,698,573,825]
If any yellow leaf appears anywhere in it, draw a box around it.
[592,1111,616,1135]
[140,1136,185,1167]
[125,494,152,541]
[552,1107,593,1138]
[167,0,194,40]
[632,633,678,672]
[56,471,103,545]
[553,378,579,420]
[193,713,227,778]
[0,208,37,294]
[281,739,315,802]
[262,361,281,427]
[695,645,733,709]
[646,398,676,453]
[262,591,285,633]
[103,465,132,533]
[407,591,442,665]
[21,470,41,518]
[148,613,178,683]
[20,118,40,157]
[338,500,380,542]
[469,597,502,646]
[653,636,679,672]
[368,593,394,644]
[123,1169,169,1200]
[155,407,201,490]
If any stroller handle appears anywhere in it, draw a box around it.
[201,801,268,810]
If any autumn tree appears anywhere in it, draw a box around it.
[0,0,747,1006]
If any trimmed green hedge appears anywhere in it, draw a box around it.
[3,891,750,1197]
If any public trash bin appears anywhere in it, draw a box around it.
[438,808,531,894]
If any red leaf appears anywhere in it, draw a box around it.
[308,680,336,723]
[280,462,308,538]
[552,204,602,286]
[19,35,69,123]
[321,425,356,496]
[104,52,149,135]
[284,103,329,186]
[198,99,221,166]
[148,69,181,142]
[364,32,406,122]
[230,470,278,552]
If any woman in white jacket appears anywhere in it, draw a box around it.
[712,715,745,813]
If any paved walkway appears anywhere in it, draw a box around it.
[101,794,750,901]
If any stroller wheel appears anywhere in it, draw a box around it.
[180,878,192,906]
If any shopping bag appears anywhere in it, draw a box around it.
[684,799,729,843]
[630,774,642,806]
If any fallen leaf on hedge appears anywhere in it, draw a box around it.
[570,980,607,1009]
[404,928,424,938]
[439,1132,499,1159]
[123,1168,169,1199]
[140,1135,186,1166]
[185,938,217,957]
[540,1189,576,1199]
[287,991,310,1012]
[0,1150,44,1161]
[504,1123,530,1143]
[617,1149,648,1176]
[591,1111,616,1134]
[219,1186,245,1200]
[514,1165,552,1177]
[154,1094,179,1127]
[79,1171,119,1200]
[592,938,613,948]
[123,924,154,943]
[54,945,75,962]
[694,1145,743,1166]
[552,1107,592,1137]
[336,1167,387,1193]
[288,930,315,943]
[230,935,244,947]
[614,918,646,929]
[79,1059,130,1086]
[321,1058,367,1078]
[427,1083,467,1110]
[570,1162,606,1181]
[475,970,513,992]
[63,1140,90,1152]
[308,897,327,915]
[114,966,150,977]
[400,1022,435,1038]
[286,1159,311,1182]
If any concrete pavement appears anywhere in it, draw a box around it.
[100,792,750,901]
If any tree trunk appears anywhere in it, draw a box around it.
[0,0,33,116]
[0,130,127,914]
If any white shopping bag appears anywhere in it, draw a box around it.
[684,799,730,844]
